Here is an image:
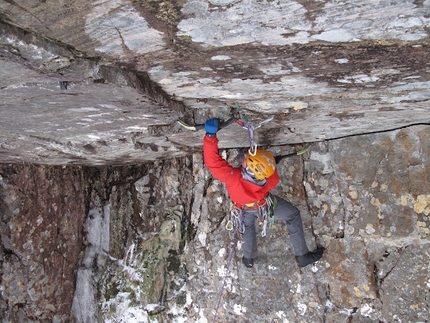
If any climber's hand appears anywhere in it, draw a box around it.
[204,118,219,134]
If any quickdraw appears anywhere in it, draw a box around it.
[258,194,277,237]
[233,102,274,156]
[232,102,312,162]
[226,205,244,241]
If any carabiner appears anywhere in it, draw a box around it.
[254,116,274,129]
[248,143,258,156]
[226,220,233,231]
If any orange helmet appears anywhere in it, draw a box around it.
[246,150,276,180]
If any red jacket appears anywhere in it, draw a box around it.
[203,135,280,206]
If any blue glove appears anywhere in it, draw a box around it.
[204,118,219,134]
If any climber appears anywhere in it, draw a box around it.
[203,118,324,268]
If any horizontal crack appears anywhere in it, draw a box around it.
[322,122,430,142]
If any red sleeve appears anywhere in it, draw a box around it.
[266,170,280,190]
[203,135,235,183]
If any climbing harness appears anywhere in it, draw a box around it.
[226,194,277,239]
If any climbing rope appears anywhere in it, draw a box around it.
[213,237,237,323]
[214,207,243,322]
[214,235,238,323]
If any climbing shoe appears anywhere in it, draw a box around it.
[295,247,324,268]
[242,256,254,268]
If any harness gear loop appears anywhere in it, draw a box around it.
[257,200,271,237]
[262,193,277,237]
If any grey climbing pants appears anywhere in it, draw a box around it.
[242,195,309,259]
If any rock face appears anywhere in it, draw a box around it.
[1,1,430,323]
[1,125,429,322]
[1,1,430,164]
[0,165,87,322]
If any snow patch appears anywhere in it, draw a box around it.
[335,58,349,64]
[296,302,307,315]
[103,293,149,323]
[325,299,335,309]
[198,232,207,247]
[337,74,379,84]
[233,303,247,315]
[211,55,231,60]
[87,134,101,140]
[218,247,226,258]
[360,303,373,317]
[312,29,356,42]
[68,107,100,112]
[275,310,289,321]
[72,269,99,323]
